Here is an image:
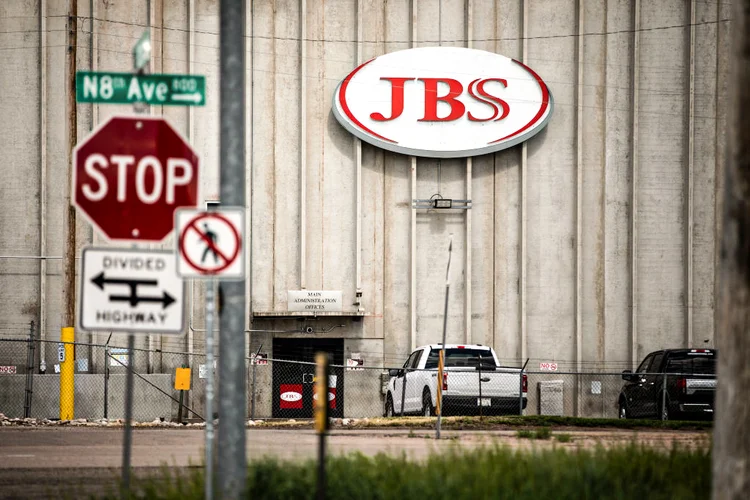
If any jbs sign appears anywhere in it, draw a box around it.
[332,47,553,158]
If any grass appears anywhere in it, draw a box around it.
[555,433,573,443]
[107,443,711,500]
[516,427,552,440]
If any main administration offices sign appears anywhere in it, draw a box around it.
[332,47,553,158]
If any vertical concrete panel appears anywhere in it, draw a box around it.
[469,0,501,350]
[251,0,276,312]
[320,0,357,304]
[160,0,190,137]
[525,0,577,365]
[360,0,388,343]
[413,0,467,348]
[273,1,302,306]
[42,0,71,351]
[192,0,219,200]
[636,1,687,356]
[603,1,634,369]
[490,0,523,363]
[0,0,41,335]
[579,1,606,369]
[381,0,412,366]
[690,0,718,347]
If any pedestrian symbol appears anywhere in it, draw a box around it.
[201,223,220,264]
[175,208,245,280]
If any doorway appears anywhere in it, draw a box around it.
[272,338,344,418]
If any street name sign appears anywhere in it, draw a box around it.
[175,208,246,280]
[76,71,205,106]
[73,115,200,242]
[79,247,185,334]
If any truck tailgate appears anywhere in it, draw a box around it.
[445,367,521,398]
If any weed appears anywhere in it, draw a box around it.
[555,433,572,443]
[517,429,534,439]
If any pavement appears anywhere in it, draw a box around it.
[0,426,711,499]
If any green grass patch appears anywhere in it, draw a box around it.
[109,443,710,500]
[555,433,573,443]
[516,427,552,440]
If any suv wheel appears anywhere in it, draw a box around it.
[619,400,628,419]
[661,401,670,421]
[385,394,394,418]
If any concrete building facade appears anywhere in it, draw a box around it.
[0,0,730,416]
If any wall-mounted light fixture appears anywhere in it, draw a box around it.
[412,194,471,210]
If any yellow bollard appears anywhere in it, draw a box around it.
[59,327,75,420]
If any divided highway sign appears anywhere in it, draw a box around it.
[79,247,185,335]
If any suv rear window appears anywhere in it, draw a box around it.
[666,352,716,375]
[425,348,496,369]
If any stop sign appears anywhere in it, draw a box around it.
[73,116,200,242]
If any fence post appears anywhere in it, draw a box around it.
[478,354,483,420]
[250,344,262,420]
[103,334,111,420]
[24,321,35,418]
[518,359,529,416]
[661,371,668,421]
[400,373,407,417]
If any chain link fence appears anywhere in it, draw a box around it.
[0,335,715,422]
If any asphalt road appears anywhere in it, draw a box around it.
[0,426,710,499]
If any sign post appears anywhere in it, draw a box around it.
[174,207,245,500]
[314,352,330,500]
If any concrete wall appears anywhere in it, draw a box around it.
[0,1,728,392]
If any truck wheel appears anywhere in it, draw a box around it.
[422,389,434,417]
[619,400,629,419]
[385,394,394,418]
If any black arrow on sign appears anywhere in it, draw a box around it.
[109,291,177,309]
[91,272,175,310]
[91,272,157,290]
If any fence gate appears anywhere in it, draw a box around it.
[272,338,344,419]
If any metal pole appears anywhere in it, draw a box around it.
[218,0,247,495]
[661,371,667,421]
[24,321,35,418]
[62,0,77,345]
[250,344,262,420]
[478,354,483,421]
[400,374,407,417]
[121,334,135,498]
[205,279,216,500]
[436,235,453,440]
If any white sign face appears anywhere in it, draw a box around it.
[79,247,185,334]
[288,290,343,312]
[58,343,66,362]
[175,208,245,280]
[110,348,130,366]
[332,47,553,158]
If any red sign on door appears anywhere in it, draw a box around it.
[279,384,303,409]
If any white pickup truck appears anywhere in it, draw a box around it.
[384,344,528,417]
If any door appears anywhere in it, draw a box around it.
[392,350,421,414]
[626,353,655,418]
[403,349,425,413]
[640,352,665,418]
[272,338,344,419]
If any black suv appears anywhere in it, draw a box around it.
[618,349,716,420]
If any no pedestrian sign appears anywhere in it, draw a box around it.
[176,208,245,280]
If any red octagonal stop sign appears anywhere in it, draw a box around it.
[73,115,200,242]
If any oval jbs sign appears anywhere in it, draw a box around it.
[332,47,553,158]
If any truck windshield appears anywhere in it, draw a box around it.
[425,349,496,369]
[666,353,716,375]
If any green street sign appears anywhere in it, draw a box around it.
[76,71,206,106]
